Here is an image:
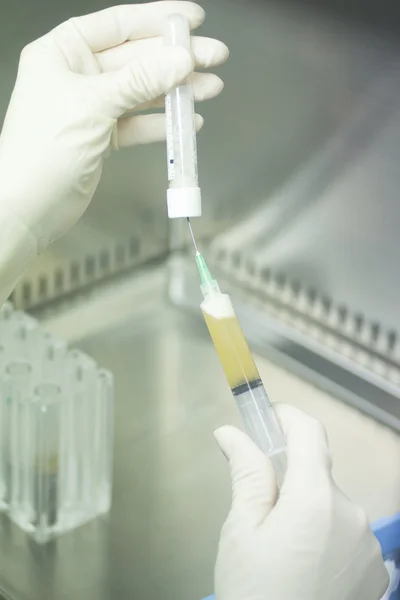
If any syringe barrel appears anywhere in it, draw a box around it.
[234,382,287,485]
[201,289,287,484]
[164,14,201,219]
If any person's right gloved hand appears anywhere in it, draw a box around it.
[214,404,389,600]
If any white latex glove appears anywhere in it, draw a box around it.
[214,404,389,600]
[0,2,228,303]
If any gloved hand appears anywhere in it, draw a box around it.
[214,404,389,600]
[0,2,228,303]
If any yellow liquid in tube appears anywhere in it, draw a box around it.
[201,293,260,390]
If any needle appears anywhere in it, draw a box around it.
[187,217,199,254]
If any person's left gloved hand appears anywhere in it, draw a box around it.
[0,2,228,303]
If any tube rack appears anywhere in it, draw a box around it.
[0,302,113,543]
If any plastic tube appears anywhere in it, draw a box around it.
[164,14,201,219]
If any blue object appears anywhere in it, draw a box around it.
[201,514,400,600]
[372,513,400,600]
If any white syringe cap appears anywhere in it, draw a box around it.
[167,187,202,218]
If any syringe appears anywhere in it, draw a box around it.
[188,223,287,484]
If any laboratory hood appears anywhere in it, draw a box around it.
[0,1,399,599]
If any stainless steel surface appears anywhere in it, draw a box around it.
[0,267,399,600]
[211,82,400,333]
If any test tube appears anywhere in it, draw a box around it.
[41,334,67,384]
[164,14,202,219]
[1,361,33,515]
[0,303,15,360]
[31,382,62,538]
[7,311,39,365]
[63,350,98,516]
[0,302,13,317]
[93,369,114,514]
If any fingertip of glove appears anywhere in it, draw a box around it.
[167,2,206,28]
[213,425,253,458]
[274,402,324,435]
[210,41,230,66]
[213,424,228,445]
[207,75,224,98]
[167,45,195,68]
[274,403,332,473]
[162,46,195,86]
[187,2,206,27]
[213,425,238,461]
[213,424,237,441]
[194,113,204,130]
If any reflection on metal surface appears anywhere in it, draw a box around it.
[10,228,158,311]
